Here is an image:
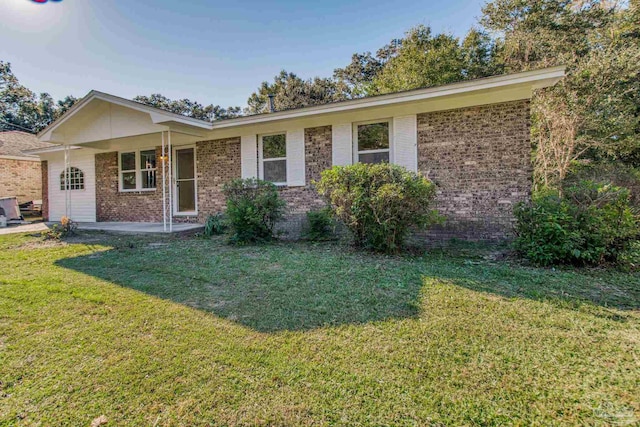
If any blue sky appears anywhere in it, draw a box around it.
[0,0,485,109]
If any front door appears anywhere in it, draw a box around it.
[174,147,197,215]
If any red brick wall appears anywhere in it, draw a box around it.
[417,100,532,240]
[95,148,166,222]
[194,128,332,231]
[41,160,48,221]
[195,137,241,222]
[0,158,43,204]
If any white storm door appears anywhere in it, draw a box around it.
[173,146,197,215]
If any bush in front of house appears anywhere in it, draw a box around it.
[564,162,640,208]
[203,213,226,237]
[222,178,286,244]
[315,163,441,253]
[514,181,639,266]
[303,207,336,241]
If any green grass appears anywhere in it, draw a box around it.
[0,232,638,426]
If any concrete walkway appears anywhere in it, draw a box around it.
[74,222,203,234]
[0,222,50,235]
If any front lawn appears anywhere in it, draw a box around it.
[0,232,638,425]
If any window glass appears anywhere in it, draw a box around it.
[120,150,157,191]
[359,151,390,164]
[142,171,156,189]
[177,149,194,180]
[357,122,389,151]
[263,159,287,183]
[140,150,156,170]
[121,152,136,171]
[121,172,136,190]
[60,167,85,190]
[263,134,286,159]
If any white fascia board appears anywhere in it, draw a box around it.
[24,145,82,155]
[0,155,41,162]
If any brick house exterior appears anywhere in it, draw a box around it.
[90,101,530,240]
[0,131,54,205]
[33,67,564,240]
[0,158,42,204]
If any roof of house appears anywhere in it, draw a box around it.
[0,131,56,159]
[33,66,565,150]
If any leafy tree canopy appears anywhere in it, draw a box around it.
[132,94,241,122]
[0,61,77,133]
[245,70,349,115]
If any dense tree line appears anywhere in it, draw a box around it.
[0,62,77,133]
[2,0,638,188]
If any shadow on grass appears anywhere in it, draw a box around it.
[56,236,640,332]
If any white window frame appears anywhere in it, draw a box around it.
[60,166,85,191]
[353,119,393,164]
[118,148,157,192]
[258,132,287,186]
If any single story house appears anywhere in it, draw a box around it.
[0,130,54,205]
[30,66,564,240]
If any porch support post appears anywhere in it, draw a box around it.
[162,131,167,232]
[64,145,70,218]
[168,130,173,233]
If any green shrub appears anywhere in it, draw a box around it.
[203,213,226,237]
[222,178,286,244]
[564,162,640,207]
[303,207,335,241]
[514,181,639,266]
[315,163,441,253]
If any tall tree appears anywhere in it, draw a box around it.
[0,61,77,133]
[370,25,466,94]
[481,0,640,185]
[245,70,348,115]
[132,94,241,122]
[333,52,384,98]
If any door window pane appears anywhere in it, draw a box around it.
[263,159,287,183]
[263,134,286,159]
[357,122,389,151]
[178,180,196,212]
[121,152,136,171]
[177,149,194,179]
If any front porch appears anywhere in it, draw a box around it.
[31,91,213,230]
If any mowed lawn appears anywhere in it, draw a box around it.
[0,232,638,426]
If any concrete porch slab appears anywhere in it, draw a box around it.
[69,222,203,234]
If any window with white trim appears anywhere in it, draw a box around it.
[354,120,391,164]
[259,133,287,185]
[119,149,157,191]
[60,167,84,190]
